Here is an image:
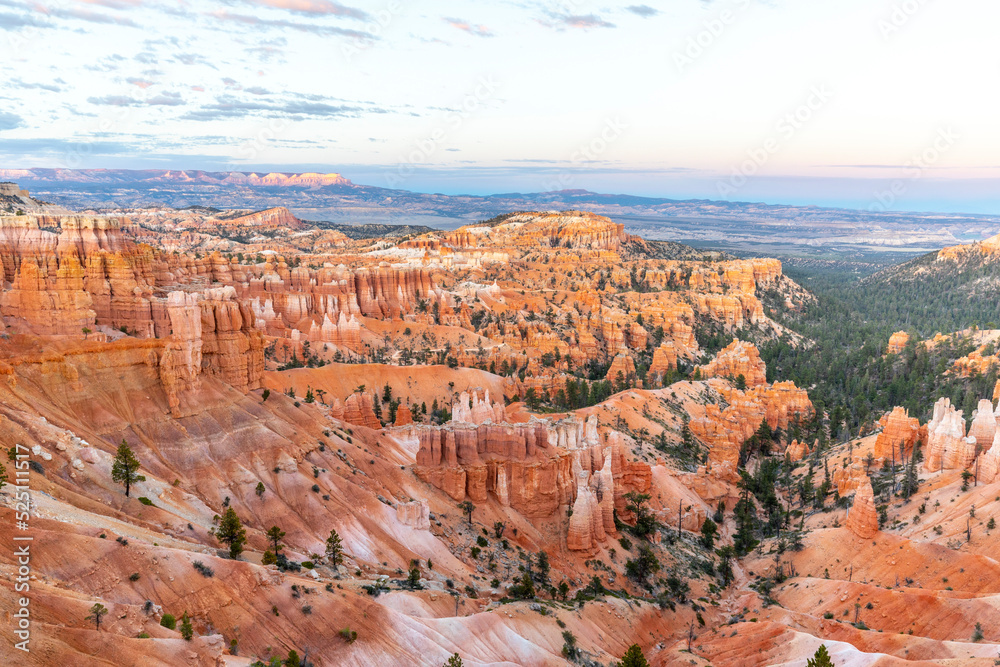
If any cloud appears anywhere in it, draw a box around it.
[175,53,216,67]
[0,10,47,30]
[77,0,143,8]
[539,13,616,30]
[87,92,185,107]
[625,5,659,18]
[87,95,142,106]
[443,17,493,38]
[147,92,185,106]
[209,11,372,39]
[181,95,376,120]
[12,78,62,92]
[244,86,270,95]
[39,6,138,27]
[237,0,368,20]
[0,112,23,131]
[126,77,154,89]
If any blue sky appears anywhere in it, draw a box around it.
[1,0,999,213]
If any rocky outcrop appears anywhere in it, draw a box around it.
[925,398,978,472]
[692,380,813,479]
[220,206,305,230]
[568,470,606,551]
[452,389,506,425]
[447,211,628,252]
[887,331,910,354]
[845,478,879,539]
[414,422,573,515]
[874,407,924,461]
[197,287,264,393]
[698,339,767,387]
[396,499,430,530]
[605,353,636,386]
[646,342,678,387]
[342,392,382,430]
[969,399,997,447]
[0,255,97,335]
[977,430,1000,483]
[394,403,414,426]
[784,439,810,462]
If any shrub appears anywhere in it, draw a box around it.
[193,561,215,578]
[160,613,176,630]
[138,497,154,506]
[129,572,140,582]
[302,561,314,569]
[339,627,358,643]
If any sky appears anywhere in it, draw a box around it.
[1,0,1000,213]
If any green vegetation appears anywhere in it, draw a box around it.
[760,258,1000,434]
[111,440,145,498]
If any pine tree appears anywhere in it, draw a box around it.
[618,644,650,667]
[216,507,246,559]
[733,486,758,556]
[326,528,345,569]
[443,654,463,667]
[180,611,194,641]
[266,525,286,555]
[111,439,145,497]
[806,644,834,667]
[700,517,718,549]
[86,602,108,631]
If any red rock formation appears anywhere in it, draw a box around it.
[845,478,879,539]
[925,397,977,472]
[394,403,414,426]
[698,339,767,386]
[605,353,636,386]
[874,407,923,461]
[568,470,605,551]
[887,331,910,354]
[692,380,813,478]
[342,392,381,429]
[452,389,506,425]
[396,499,430,529]
[220,206,305,230]
[784,439,810,462]
[646,342,677,387]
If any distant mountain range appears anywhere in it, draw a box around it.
[0,168,351,187]
[5,168,1000,260]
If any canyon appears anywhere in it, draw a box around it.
[1,185,999,666]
